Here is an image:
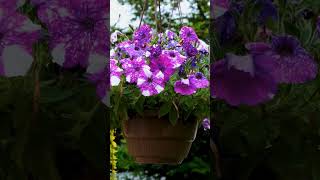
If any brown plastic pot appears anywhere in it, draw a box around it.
[123,113,199,165]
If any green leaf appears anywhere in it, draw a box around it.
[134,96,145,115]
[159,101,172,118]
[169,106,179,126]
[40,86,76,104]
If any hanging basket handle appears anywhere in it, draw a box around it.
[139,0,148,28]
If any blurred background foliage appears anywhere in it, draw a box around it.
[210,0,320,179]
[111,0,211,179]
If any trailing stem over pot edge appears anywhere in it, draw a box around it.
[110,25,210,127]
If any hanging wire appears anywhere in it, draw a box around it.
[158,0,162,32]
[154,0,159,32]
[168,1,174,29]
[139,0,148,28]
[177,0,183,25]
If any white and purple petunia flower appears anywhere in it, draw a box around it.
[118,40,147,59]
[202,118,210,131]
[247,35,318,83]
[111,30,121,44]
[37,0,109,69]
[110,59,123,86]
[174,78,197,95]
[0,0,40,77]
[162,50,187,68]
[121,57,149,83]
[179,26,199,43]
[189,72,209,89]
[197,40,209,54]
[88,65,108,99]
[137,68,165,96]
[211,53,277,106]
[150,54,176,81]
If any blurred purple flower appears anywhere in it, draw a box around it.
[38,0,109,69]
[162,50,186,68]
[211,53,277,106]
[174,78,197,95]
[137,68,165,96]
[150,54,175,81]
[202,118,210,130]
[247,35,318,83]
[189,72,209,89]
[110,59,123,86]
[0,0,40,76]
[121,57,149,83]
[88,65,108,99]
[133,24,152,47]
[179,26,198,43]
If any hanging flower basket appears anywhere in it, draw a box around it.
[110,25,210,164]
[123,112,198,164]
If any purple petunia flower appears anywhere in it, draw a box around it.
[202,118,210,130]
[110,59,123,86]
[189,72,209,89]
[247,35,318,83]
[120,41,147,59]
[174,78,197,95]
[179,26,199,43]
[162,50,186,68]
[121,57,149,83]
[149,44,162,59]
[0,0,40,76]
[137,67,165,96]
[111,30,121,44]
[88,65,108,99]
[197,40,209,54]
[133,24,152,47]
[211,53,277,106]
[150,54,175,81]
[166,30,176,40]
[37,0,109,69]
[182,42,198,57]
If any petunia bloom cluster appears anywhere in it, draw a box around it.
[211,35,318,106]
[110,25,209,96]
